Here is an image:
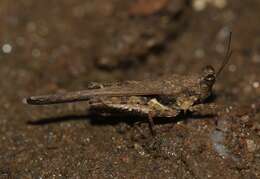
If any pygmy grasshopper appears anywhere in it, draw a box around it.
[24,33,233,135]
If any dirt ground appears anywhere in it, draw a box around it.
[0,0,259,178]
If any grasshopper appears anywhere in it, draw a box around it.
[24,33,232,135]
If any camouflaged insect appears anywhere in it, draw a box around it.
[24,33,233,135]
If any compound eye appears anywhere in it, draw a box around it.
[205,74,215,82]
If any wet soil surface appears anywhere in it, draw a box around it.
[0,0,259,178]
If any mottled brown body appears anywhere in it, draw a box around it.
[85,74,205,117]
[25,72,219,135]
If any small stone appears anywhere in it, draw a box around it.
[241,115,250,123]
[246,139,257,152]
[251,103,256,109]
[228,64,237,72]
[2,43,12,54]
[212,0,227,9]
[193,0,227,11]
[253,81,259,89]
[86,137,90,142]
[252,54,260,63]
[32,48,41,58]
[193,0,207,11]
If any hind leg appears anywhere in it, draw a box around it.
[90,100,180,135]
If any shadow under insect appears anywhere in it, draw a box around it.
[26,108,216,127]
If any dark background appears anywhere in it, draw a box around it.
[0,0,259,178]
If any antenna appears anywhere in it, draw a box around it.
[216,31,233,78]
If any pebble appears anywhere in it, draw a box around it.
[228,64,237,72]
[246,139,257,152]
[2,43,12,54]
[193,0,207,11]
[252,81,259,89]
[241,115,250,123]
[192,0,227,11]
[252,53,260,63]
[32,48,41,58]
[212,0,227,9]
